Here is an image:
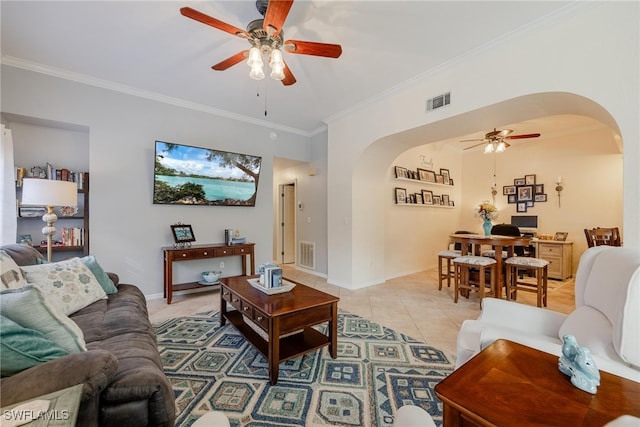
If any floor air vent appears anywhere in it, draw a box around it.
[299,241,316,270]
[426,91,451,112]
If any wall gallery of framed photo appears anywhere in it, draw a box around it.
[503,173,548,213]
[393,165,455,208]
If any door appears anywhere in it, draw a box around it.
[280,183,295,264]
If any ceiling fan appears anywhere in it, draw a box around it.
[180,0,343,86]
[461,128,541,153]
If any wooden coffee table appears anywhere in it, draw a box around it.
[220,276,339,385]
[435,340,640,426]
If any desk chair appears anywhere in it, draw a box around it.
[584,227,622,248]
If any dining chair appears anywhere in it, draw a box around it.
[584,227,622,248]
[505,257,549,307]
[438,230,473,290]
[453,255,496,306]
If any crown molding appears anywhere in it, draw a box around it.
[1,55,312,138]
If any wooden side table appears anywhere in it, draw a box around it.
[435,340,640,426]
[533,239,573,280]
[163,243,255,304]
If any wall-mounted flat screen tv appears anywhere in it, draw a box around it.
[153,141,261,206]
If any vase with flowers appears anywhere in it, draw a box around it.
[477,201,498,236]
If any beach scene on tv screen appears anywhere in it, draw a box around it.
[154,141,261,206]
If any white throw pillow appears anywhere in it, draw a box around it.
[21,257,107,315]
[0,249,28,289]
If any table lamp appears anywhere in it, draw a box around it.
[21,178,78,262]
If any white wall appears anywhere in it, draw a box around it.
[327,2,639,288]
[1,66,311,297]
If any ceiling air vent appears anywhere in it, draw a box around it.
[426,92,451,112]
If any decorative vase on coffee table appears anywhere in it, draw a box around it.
[483,219,493,236]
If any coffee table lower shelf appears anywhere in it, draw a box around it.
[225,310,330,362]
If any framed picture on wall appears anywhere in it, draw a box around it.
[422,190,433,205]
[442,194,450,205]
[394,166,408,178]
[517,202,528,212]
[395,187,407,204]
[525,174,537,185]
[534,194,547,202]
[435,174,444,184]
[518,185,533,201]
[440,168,451,185]
[535,184,544,194]
[417,168,435,182]
[514,178,526,186]
[415,193,423,204]
[503,185,516,195]
[508,194,517,204]
[433,195,442,205]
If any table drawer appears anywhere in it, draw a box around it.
[233,245,251,255]
[538,244,562,257]
[227,291,243,310]
[252,308,268,330]
[214,247,233,257]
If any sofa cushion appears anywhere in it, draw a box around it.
[0,244,45,267]
[0,314,70,376]
[21,257,107,315]
[0,249,28,289]
[0,286,86,353]
[80,255,118,295]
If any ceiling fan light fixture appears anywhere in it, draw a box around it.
[249,63,265,80]
[496,141,506,152]
[247,47,263,67]
[269,48,285,80]
[484,142,495,154]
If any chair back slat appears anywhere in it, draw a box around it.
[584,227,622,248]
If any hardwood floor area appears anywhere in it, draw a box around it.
[148,266,575,362]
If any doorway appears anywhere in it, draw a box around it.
[279,182,296,264]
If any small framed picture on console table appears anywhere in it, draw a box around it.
[171,223,195,247]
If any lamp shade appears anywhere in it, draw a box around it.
[21,178,77,207]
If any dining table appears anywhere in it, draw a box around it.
[449,233,532,299]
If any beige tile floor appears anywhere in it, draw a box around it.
[148,266,575,360]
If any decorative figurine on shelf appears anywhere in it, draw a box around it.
[558,334,600,394]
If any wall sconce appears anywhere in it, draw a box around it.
[555,176,564,207]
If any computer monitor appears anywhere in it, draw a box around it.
[511,215,538,231]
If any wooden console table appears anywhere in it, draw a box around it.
[162,243,255,304]
[435,340,640,426]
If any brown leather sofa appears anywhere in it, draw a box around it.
[0,244,175,426]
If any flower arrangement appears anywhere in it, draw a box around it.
[477,201,498,221]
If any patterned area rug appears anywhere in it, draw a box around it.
[154,310,454,427]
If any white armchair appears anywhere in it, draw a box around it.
[455,246,640,382]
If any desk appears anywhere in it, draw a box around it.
[435,340,640,426]
[449,234,531,299]
[163,243,255,304]
[533,239,573,280]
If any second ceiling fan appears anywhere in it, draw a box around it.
[180,0,343,86]
[461,128,541,153]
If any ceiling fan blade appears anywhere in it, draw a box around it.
[505,133,541,140]
[263,0,294,37]
[281,61,297,86]
[180,7,250,38]
[464,142,488,150]
[284,40,342,58]
[212,51,248,71]
[459,138,484,143]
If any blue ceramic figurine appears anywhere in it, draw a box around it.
[558,334,601,394]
